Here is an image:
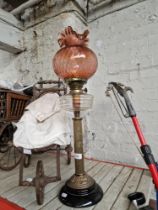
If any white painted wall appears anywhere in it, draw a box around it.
[0,50,20,82]
[87,0,158,167]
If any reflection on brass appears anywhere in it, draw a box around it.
[65,78,87,94]
[66,173,95,189]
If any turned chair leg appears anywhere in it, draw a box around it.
[19,154,25,186]
[56,145,61,180]
[65,144,73,165]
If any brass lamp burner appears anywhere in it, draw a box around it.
[52,27,103,208]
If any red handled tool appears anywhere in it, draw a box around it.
[106,82,158,210]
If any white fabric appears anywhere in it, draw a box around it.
[13,93,71,149]
[26,93,60,122]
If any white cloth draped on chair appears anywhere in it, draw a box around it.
[13,93,71,149]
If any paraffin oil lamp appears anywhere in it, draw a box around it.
[53,26,103,208]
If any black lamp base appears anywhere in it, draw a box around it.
[59,182,103,208]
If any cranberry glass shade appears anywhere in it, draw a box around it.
[53,26,98,80]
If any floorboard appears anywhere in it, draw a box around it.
[0,153,152,210]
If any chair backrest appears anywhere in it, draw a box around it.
[31,79,67,102]
[0,89,30,122]
[0,79,66,122]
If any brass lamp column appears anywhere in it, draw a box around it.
[64,79,95,191]
[53,27,103,208]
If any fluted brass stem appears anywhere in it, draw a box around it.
[65,78,95,189]
[73,114,85,175]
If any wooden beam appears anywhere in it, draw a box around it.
[0,9,24,54]
[0,8,23,29]
[4,0,28,8]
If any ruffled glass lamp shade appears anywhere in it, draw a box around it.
[52,26,98,80]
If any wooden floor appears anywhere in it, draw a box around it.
[0,153,152,210]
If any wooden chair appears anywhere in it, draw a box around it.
[18,79,72,205]
[0,89,30,170]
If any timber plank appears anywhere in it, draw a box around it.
[0,153,56,196]
[0,155,152,210]
[94,167,132,210]
[128,170,152,210]
[111,169,143,210]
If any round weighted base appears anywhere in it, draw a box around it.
[59,182,103,208]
